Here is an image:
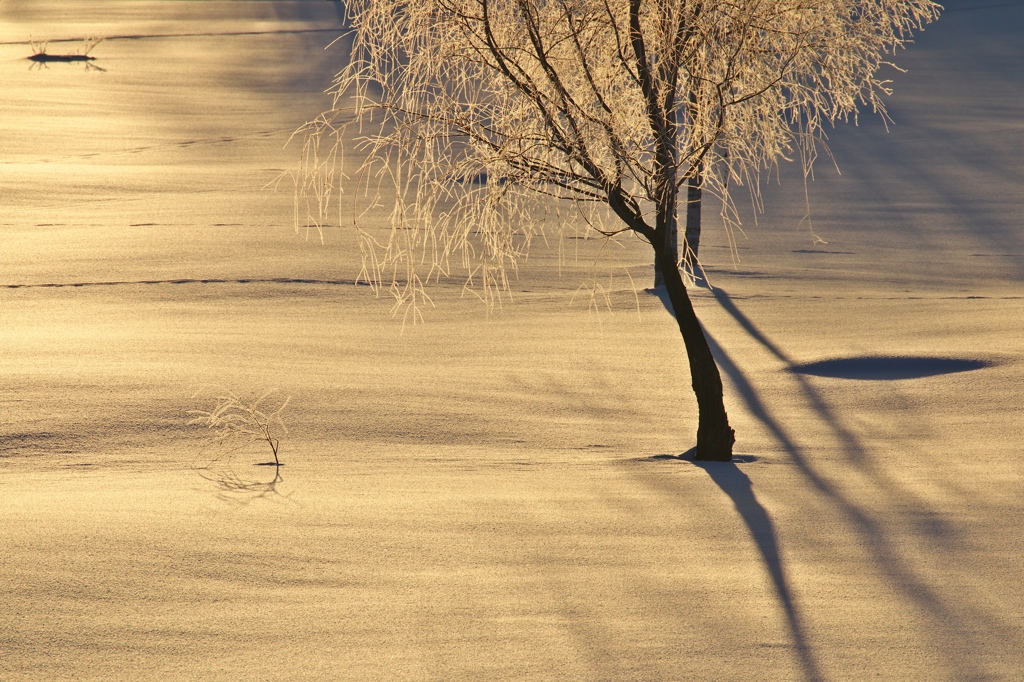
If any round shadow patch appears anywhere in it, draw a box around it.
[789,356,992,380]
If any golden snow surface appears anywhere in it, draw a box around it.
[2,1,1022,680]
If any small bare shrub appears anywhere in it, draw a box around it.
[188,388,291,499]
[80,37,103,57]
[188,388,290,466]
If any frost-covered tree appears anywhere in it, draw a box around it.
[657,0,941,286]
[297,0,938,461]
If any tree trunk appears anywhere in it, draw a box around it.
[683,166,702,274]
[653,167,701,288]
[655,245,735,461]
[652,219,678,289]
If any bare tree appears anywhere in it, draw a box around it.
[297,0,938,461]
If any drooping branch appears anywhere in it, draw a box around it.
[296,0,939,310]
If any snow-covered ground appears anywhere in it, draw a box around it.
[2,1,1022,680]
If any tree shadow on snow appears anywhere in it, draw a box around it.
[699,286,997,680]
[709,286,993,382]
[660,449,823,681]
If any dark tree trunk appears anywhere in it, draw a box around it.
[683,166,702,273]
[653,167,701,288]
[655,245,735,461]
[652,220,678,288]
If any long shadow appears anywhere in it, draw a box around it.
[710,286,979,501]
[651,286,822,679]
[710,287,868,472]
[651,286,992,676]
[683,450,823,682]
[701,329,994,668]
[700,289,993,679]
[708,287,787,362]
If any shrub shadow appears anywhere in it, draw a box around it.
[194,460,286,503]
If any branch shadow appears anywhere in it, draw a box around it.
[704,287,995,679]
[646,284,999,676]
[710,287,993,486]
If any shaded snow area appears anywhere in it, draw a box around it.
[2,1,1022,680]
